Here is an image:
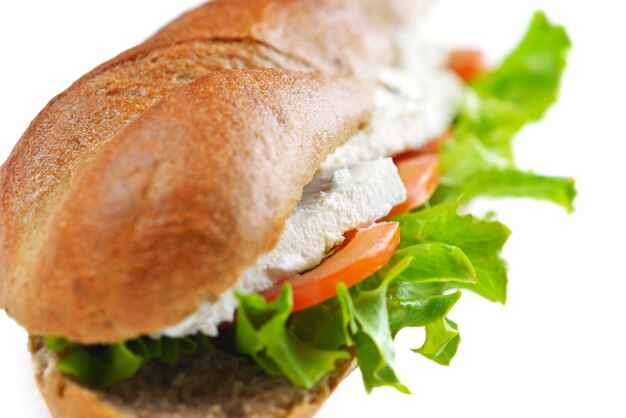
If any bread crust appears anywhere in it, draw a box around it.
[0,0,384,342]
[3,69,372,343]
[30,337,355,418]
[150,0,390,79]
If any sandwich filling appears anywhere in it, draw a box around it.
[322,29,462,170]
[161,158,406,337]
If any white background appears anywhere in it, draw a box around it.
[1,1,625,417]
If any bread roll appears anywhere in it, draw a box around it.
[30,336,355,418]
[0,0,386,343]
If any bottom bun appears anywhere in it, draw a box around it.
[30,337,354,418]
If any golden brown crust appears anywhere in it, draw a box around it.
[30,337,355,418]
[149,0,390,80]
[0,39,314,315]
[67,0,389,87]
[5,69,372,343]
[0,0,386,342]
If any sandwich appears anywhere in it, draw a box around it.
[0,1,575,417]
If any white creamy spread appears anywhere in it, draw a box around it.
[158,26,464,338]
[321,28,463,170]
[160,158,405,337]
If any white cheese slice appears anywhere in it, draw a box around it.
[160,158,406,337]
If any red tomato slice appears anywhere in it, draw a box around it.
[386,154,439,219]
[447,49,485,82]
[392,128,452,163]
[260,222,400,312]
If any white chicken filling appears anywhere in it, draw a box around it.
[159,27,464,338]
[161,158,406,337]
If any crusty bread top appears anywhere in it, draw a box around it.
[2,69,373,343]
[149,0,391,80]
[31,337,354,418]
[0,0,382,342]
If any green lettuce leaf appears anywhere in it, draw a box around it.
[472,11,571,120]
[436,168,576,213]
[394,200,511,303]
[414,318,461,366]
[387,287,461,338]
[54,343,144,388]
[44,336,70,352]
[352,287,409,393]
[235,286,351,388]
[389,243,476,286]
[346,257,413,393]
[437,11,575,212]
[45,335,211,389]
